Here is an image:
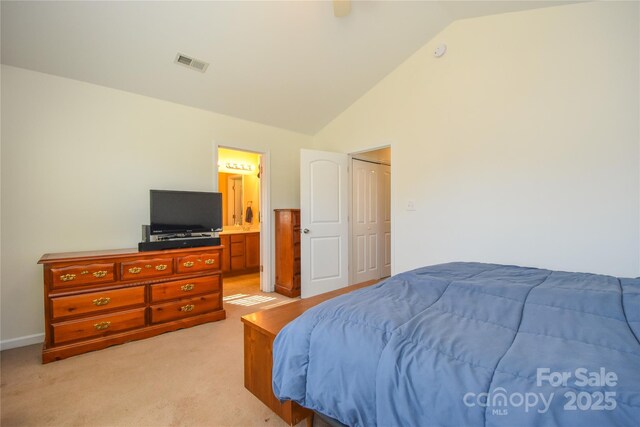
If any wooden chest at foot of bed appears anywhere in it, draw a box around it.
[241,280,376,426]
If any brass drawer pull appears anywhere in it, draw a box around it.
[60,274,76,282]
[180,304,195,312]
[181,284,195,292]
[183,261,195,268]
[94,321,111,331]
[155,264,168,271]
[204,259,215,265]
[93,270,108,278]
[128,267,142,274]
[92,297,111,306]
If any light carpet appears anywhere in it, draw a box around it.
[0,274,319,427]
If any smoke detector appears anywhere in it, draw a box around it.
[174,53,209,73]
[433,44,447,58]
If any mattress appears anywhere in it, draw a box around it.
[272,262,640,426]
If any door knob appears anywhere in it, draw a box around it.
[303,228,310,234]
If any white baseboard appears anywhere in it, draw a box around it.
[0,333,44,351]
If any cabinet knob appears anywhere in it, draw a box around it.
[303,228,310,234]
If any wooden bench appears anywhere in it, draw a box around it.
[241,281,376,425]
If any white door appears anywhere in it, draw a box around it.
[300,149,349,298]
[352,159,381,284]
[380,164,392,278]
[352,160,392,282]
[258,153,271,292]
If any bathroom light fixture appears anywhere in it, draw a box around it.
[225,162,254,172]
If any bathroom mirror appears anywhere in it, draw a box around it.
[218,172,260,227]
[220,173,243,226]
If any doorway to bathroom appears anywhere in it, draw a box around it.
[216,146,264,295]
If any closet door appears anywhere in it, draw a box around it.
[352,159,380,284]
[379,164,391,278]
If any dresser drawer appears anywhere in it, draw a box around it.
[150,293,221,324]
[51,286,145,320]
[52,308,146,345]
[121,257,173,281]
[150,275,221,303]
[50,263,115,289]
[176,253,220,273]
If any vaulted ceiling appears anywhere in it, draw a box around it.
[1,1,572,134]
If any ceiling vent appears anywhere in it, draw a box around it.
[174,53,209,73]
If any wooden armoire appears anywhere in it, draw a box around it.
[274,209,301,297]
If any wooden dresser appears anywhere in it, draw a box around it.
[242,281,376,426]
[38,246,225,363]
[274,209,301,297]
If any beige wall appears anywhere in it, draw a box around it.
[314,2,640,277]
[0,65,312,345]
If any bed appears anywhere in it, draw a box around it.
[272,262,640,426]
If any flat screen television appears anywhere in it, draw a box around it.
[150,190,222,235]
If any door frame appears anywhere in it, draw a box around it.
[347,145,393,285]
[214,143,272,293]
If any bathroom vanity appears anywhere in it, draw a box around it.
[219,229,260,276]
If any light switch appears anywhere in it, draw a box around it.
[407,200,416,211]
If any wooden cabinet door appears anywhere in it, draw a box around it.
[220,235,231,273]
[230,234,245,271]
[245,233,260,269]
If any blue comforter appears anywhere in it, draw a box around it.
[272,262,640,426]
